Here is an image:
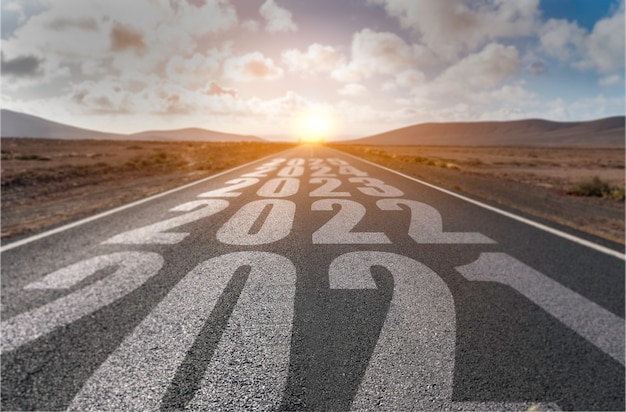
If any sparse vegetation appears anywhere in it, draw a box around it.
[1,151,51,161]
[1,138,297,239]
[331,144,625,244]
[567,177,625,201]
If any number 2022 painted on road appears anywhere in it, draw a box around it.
[99,197,494,247]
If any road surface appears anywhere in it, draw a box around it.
[2,145,624,411]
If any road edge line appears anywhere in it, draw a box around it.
[1,150,294,253]
[337,149,626,261]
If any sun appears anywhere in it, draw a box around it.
[292,106,339,143]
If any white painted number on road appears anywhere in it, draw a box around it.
[2,252,163,353]
[104,200,229,244]
[377,199,495,244]
[312,199,391,244]
[329,252,456,410]
[69,252,296,411]
[197,178,259,198]
[457,253,625,365]
[217,199,295,245]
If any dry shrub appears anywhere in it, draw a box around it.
[567,176,625,201]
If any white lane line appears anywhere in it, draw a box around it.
[0,150,296,253]
[336,149,626,261]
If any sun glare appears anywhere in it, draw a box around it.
[292,107,339,143]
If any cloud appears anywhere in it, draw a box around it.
[331,29,429,82]
[539,18,586,61]
[165,48,225,88]
[70,79,132,114]
[47,17,98,31]
[1,0,239,80]
[337,83,368,97]
[223,52,283,81]
[260,0,297,33]
[1,52,43,77]
[538,2,624,75]
[576,1,625,73]
[527,60,548,75]
[599,74,622,86]
[395,69,425,87]
[368,0,539,59]
[436,43,520,90]
[203,81,237,97]
[281,43,344,74]
[110,22,147,55]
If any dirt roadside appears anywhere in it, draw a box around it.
[332,144,625,245]
[2,139,623,245]
[1,138,296,241]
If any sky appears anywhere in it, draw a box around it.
[1,0,624,141]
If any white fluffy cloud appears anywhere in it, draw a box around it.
[331,29,430,82]
[337,83,368,97]
[576,2,625,73]
[223,52,283,81]
[539,19,586,61]
[1,0,239,84]
[281,43,344,74]
[539,2,624,74]
[165,50,226,87]
[260,0,297,33]
[436,43,520,90]
[368,0,539,59]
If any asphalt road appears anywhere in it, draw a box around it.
[1,144,624,411]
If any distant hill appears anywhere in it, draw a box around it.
[348,117,625,147]
[1,110,264,142]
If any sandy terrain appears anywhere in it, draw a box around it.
[2,139,624,245]
[1,138,296,240]
[332,145,625,244]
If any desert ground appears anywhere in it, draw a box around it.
[1,138,296,240]
[1,139,624,245]
[332,145,625,244]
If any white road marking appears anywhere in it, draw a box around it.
[377,198,495,244]
[217,199,295,245]
[0,151,293,253]
[312,199,391,244]
[329,251,456,410]
[338,150,626,261]
[69,252,296,411]
[457,253,625,365]
[103,199,229,245]
[2,252,163,353]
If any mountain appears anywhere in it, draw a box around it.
[130,128,260,142]
[0,110,264,142]
[348,117,625,147]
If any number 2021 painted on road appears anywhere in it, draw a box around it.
[5,251,455,409]
[5,249,620,409]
